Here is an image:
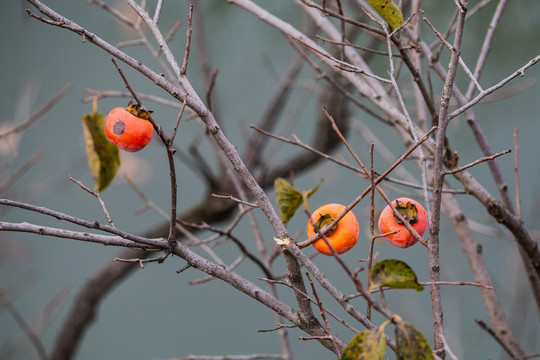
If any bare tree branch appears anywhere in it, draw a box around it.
[427,2,468,357]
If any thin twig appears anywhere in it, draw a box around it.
[0,149,42,194]
[87,0,134,28]
[299,0,384,36]
[259,276,360,335]
[444,149,511,175]
[421,10,483,93]
[465,0,507,99]
[513,129,521,219]
[205,69,219,113]
[153,0,164,24]
[448,55,540,121]
[258,324,297,333]
[0,221,161,249]
[170,94,188,145]
[127,0,183,79]
[180,5,194,75]
[306,273,340,358]
[350,280,494,296]
[189,255,246,285]
[475,319,518,359]
[0,84,71,140]
[367,142,376,320]
[315,35,393,57]
[188,219,273,279]
[419,281,494,289]
[82,89,193,112]
[0,198,164,247]
[210,194,259,208]
[114,251,169,268]
[68,175,116,227]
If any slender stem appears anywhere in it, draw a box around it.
[513,129,521,219]
[465,0,508,99]
[0,221,161,249]
[428,2,467,357]
[153,0,164,23]
[443,149,511,175]
[0,199,163,246]
[367,142,375,320]
[448,56,540,121]
[180,5,194,75]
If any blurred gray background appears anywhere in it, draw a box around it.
[1,1,539,359]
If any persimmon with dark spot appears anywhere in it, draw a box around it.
[306,203,359,256]
[104,103,154,152]
[378,197,428,248]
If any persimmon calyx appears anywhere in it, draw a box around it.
[314,213,338,236]
[392,200,419,225]
[126,100,153,120]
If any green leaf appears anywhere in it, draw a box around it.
[341,322,389,360]
[368,259,423,293]
[366,0,404,29]
[393,315,435,360]
[82,107,120,191]
[274,177,322,223]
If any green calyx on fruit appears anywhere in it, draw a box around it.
[392,200,419,225]
[314,213,338,236]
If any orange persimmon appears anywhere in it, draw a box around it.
[105,103,154,152]
[378,197,428,248]
[306,203,359,256]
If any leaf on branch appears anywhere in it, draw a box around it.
[366,0,404,30]
[393,315,435,360]
[82,106,120,191]
[368,259,423,292]
[340,321,390,360]
[274,177,323,223]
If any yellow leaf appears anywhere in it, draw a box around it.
[366,0,404,29]
[82,106,120,191]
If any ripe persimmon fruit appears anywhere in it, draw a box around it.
[378,197,428,248]
[306,203,359,256]
[104,103,154,152]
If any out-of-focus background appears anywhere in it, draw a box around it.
[1,1,539,359]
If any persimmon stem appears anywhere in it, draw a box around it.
[111,58,178,248]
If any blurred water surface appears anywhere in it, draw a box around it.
[1,1,539,359]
